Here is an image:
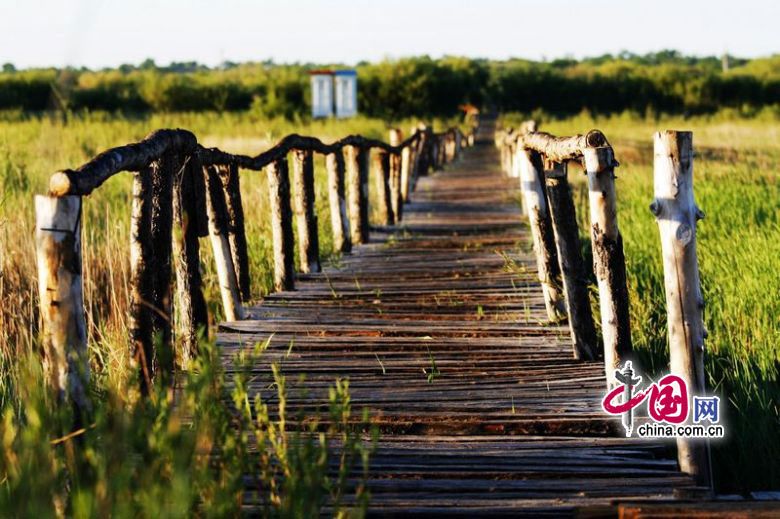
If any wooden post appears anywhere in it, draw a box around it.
[652,130,711,486]
[204,165,244,322]
[172,154,209,361]
[373,149,394,226]
[544,162,598,360]
[267,158,295,291]
[35,195,90,413]
[390,152,403,222]
[516,148,566,321]
[431,139,440,171]
[326,150,352,253]
[292,149,320,273]
[583,146,633,387]
[414,125,430,180]
[217,163,251,301]
[148,154,176,384]
[402,143,414,201]
[345,145,369,244]
[390,128,411,205]
[129,166,156,393]
[507,138,515,176]
[399,136,413,202]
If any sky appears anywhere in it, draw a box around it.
[1,0,778,69]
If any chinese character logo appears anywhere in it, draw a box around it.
[693,396,720,424]
[602,362,689,437]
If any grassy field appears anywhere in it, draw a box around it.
[0,110,777,512]
[506,111,780,491]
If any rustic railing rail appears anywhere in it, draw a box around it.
[496,122,711,487]
[36,122,473,404]
[497,124,624,370]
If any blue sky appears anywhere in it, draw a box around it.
[1,0,777,68]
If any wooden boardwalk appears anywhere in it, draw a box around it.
[218,130,696,515]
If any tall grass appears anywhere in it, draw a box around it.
[0,338,374,516]
[505,111,779,491]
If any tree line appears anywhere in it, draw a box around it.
[1,52,778,118]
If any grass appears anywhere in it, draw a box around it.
[504,110,779,492]
[0,337,374,517]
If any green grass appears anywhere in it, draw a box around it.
[505,110,779,492]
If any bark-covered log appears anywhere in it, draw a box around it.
[652,130,711,487]
[172,154,209,362]
[520,130,609,163]
[204,165,244,322]
[35,195,90,414]
[326,150,352,254]
[373,149,394,226]
[49,129,432,197]
[544,162,598,360]
[390,128,411,206]
[292,149,320,273]
[267,158,295,291]
[198,132,423,172]
[516,149,566,321]
[396,136,412,202]
[413,124,430,181]
[129,166,155,394]
[217,163,250,301]
[390,151,403,222]
[345,145,369,244]
[148,154,177,385]
[49,129,198,196]
[583,146,632,387]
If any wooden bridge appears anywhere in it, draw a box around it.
[219,125,698,515]
[35,114,727,516]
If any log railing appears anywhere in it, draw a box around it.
[498,124,621,370]
[36,122,473,404]
[497,122,711,486]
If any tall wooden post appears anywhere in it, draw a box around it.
[267,158,295,291]
[397,131,413,202]
[148,154,176,385]
[516,148,566,321]
[509,141,520,178]
[652,130,711,487]
[431,139,440,171]
[390,128,410,207]
[544,161,598,360]
[172,155,209,361]
[390,152,403,222]
[292,149,320,273]
[373,149,394,226]
[35,194,90,413]
[414,125,430,180]
[204,165,244,322]
[583,146,632,387]
[402,143,413,201]
[326,150,352,253]
[217,163,251,302]
[129,166,156,393]
[345,145,369,244]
